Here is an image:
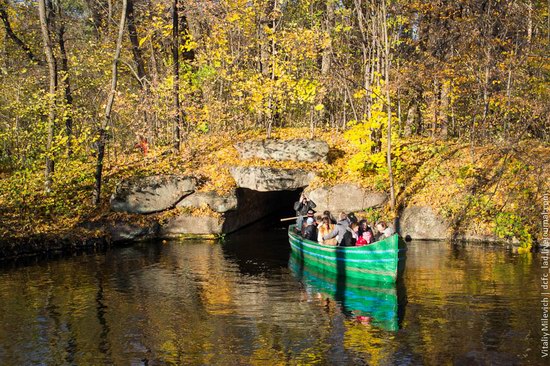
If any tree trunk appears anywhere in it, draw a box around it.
[127,0,151,145]
[172,0,181,150]
[440,80,449,139]
[56,13,74,156]
[92,0,128,205]
[527,0,532,45]
[432,78,439,139]
[404,105,415,137]
[126,0,146,84]
[309,107,315,139]
[318,0,334,128]
[321,0,334,75]
[0,1,42,65]
[38,0,57,193]
[381,0,395,213]
[481,63,490,142]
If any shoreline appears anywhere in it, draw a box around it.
[0,225,535,262]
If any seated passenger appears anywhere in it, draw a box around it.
[376,221,395,239]
[316,214,323,225]
[341,222,359,247]
[302,217,318,241]
[356,227,374,246]
[358,219,369,236]
[323,212,349,245]
[318,216,337,245]
[347,212,358,224]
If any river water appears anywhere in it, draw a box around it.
[0,219,546,365]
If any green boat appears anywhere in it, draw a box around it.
[288,225,406,283]
[289,255,406,331]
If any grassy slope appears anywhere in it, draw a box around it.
[0,127,548,247]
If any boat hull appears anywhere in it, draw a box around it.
[288,225,406,283]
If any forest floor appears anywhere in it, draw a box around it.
[0,127,548,253]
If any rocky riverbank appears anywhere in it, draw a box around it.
[1,129,547,259]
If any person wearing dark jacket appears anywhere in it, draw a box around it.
[341,222,359,247]
[302,217,318,241]
[293,193,316,232]
[347,212,358,224]
[323,212,349,245]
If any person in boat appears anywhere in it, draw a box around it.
[376,221,395,239]
[315,214,323,224]
[356,227,374,246]
[293,194,316,233]
[322,212,349,245]
[358,219,369,236]
[323,210,336,224]
[347,212,358,224]
[299,209,316,233]
[302,217,318,241]
[318,216,337,245]
[341,222,359,247]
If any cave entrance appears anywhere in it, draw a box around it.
[223,188,303,233]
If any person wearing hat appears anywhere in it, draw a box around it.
[293,193,316,233]
[302,217,318,241]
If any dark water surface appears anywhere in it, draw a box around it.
[0,220,545,365]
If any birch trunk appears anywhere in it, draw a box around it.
[172,0,181,150]
[38,0,57,192]
[381,0,395,212]
[92,0,128,205]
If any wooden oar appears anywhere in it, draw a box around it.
[280,216,299,222]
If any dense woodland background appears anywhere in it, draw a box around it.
[0,0,548,244]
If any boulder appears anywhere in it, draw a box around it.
[110,175,196,214]
[159,216,223,237]
[110,222,159,242]
[235,139,329,162]
[306,184,388,213]
[176,190,238,213]
[230,167,315,192]
[80,219,159,242]
[399,206,449,240]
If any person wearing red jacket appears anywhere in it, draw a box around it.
[356,228,374,246]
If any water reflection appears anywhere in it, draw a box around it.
[0,227,546,365]
[289,254,406,331]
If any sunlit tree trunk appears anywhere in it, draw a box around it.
[172,0,181,150]
[318,0,334,132]
[38,0,57,192]
[321,0,334,76]
[382,0,395,212]
[92,0,127,205]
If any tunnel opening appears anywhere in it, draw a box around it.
[222,187,303,234]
